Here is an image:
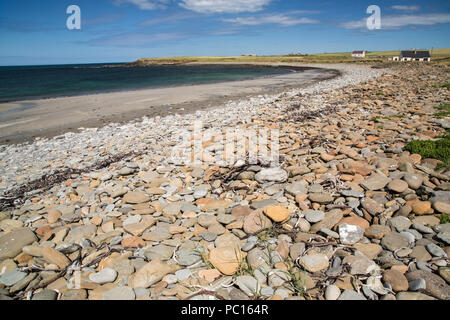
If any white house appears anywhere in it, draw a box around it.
[391,50,431,62]
[352,50,366,58]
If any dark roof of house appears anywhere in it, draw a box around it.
[352,51,365,54]
[400,50,430,58]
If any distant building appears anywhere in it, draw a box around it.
[352,50,366,58]
[391,50,431,62]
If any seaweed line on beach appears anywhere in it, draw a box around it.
[0,151,140,211]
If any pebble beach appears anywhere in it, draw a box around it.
[0,62,449,301]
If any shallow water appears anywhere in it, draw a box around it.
[0,63,294,103]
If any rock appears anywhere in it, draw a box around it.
[361,198,384,216]
[308,193,334,204]
[0,269,27,286]
[388,179,408,193]
[268,269,290,288]
[343,255,378,275]
[381,232,410,251]
[396,292,436,300]
[338,216,370,230]
[250,199,278,209]
[289,242,306,260]
[215,233,242,249]
[412,223,434,234]
[364,225,391,239]
[175,269,191,281]
[103,286,135,300]
[439,269,450,284]
[409,246,432,262]
[310,209,343,233]
[243,209,272,235]
[430,191,450,214]
[46,209,62,224]
[382,269,408,292]
[247,248,270,271]
[236,275,259,296]
[42,247,71,268]
[412,215,440,226]
[337,290,367,300]
[339,223,364,245]
[129,259,180,288]
[200,232,217,242]
[231,206,252,219]
[405,270,450,300]
[209,246,243,276]
[65,224,97,243]
[412,201,433,215]
[409,278,426,291]
[32,289,58,300]
[341,190,364,198]
[437,232,450,245]
[403,173,423,190]
[388,216,412,232]
[360,174,391,191]
[325,284,341,300]
[123,191,150,204]
[425,243,447,258]
[264,206,291,222]
[176,249,202,266]
[0,228,37,260]
[89,268,118,284]
[298,254,329,273]
[0,219,23,232]
[198,269,221,283]
[304,210,325,223]
[284,181,307,196]
[255,167,288,183]
[353,243,382,259]
[261,286,274,297]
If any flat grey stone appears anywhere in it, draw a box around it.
[337,290,367,300]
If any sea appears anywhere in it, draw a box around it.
[0,63,294,103]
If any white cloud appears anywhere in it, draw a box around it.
[341,13,450,30]
[223,14,319,26]
[113,0,170,10]
[392,5,420,12]
[179,0,271,14]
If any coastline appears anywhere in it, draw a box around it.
[0,63,339,144]
[0,63,383,197]
[2,62,450,301]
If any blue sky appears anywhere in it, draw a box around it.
[0,0,449,65]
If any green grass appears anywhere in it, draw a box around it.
[440,213,450,224]
[441,84,450,88]
[405,134,450,168]
[434,104,450,118]
[131,48,450,65]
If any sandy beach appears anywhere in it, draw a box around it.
[0,63,338,144]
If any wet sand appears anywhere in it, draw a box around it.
[0,63,339,144]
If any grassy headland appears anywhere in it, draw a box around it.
[130,48,450,66]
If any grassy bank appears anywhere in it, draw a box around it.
[131,48,450,66]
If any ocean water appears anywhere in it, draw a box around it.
[0,63,294,103]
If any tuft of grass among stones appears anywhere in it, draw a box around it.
[434,103,450,119]
[405,134,450,168]
[441,83,450,88]
[440,213,450,224]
